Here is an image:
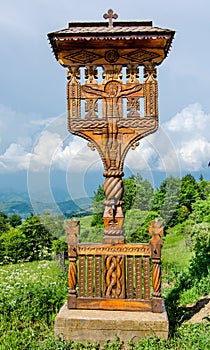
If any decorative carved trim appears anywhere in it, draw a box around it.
[117,117,156,129]
[105,50,120,63]
[85,98,98,118]
[144,257,150,300]
[127,97,140,117]
[87,142,96,151]
[69,120,107,131]
[103,170,124,177]
[121,49,160,64]
[131,141,140,150]
[67,67,81,119]
[104,255,125,298]
[85,65,98,84]
[64,50,102,64]
[77,243,151,256]
[126,64,139,83]
[103,229,124,236]
[144,63,158,117]
[102,65,122,84]
[149,221,164,300]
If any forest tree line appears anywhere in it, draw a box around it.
[0,174,209,268]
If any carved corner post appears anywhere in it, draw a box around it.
[143,63,158,118]
[149,221,164,312]
[66,219,80,308]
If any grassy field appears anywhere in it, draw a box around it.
[0,259,209,349]
[162,229,193,268]
[0,260,68,349]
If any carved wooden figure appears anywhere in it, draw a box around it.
[48,10,174,313]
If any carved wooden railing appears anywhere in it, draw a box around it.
[66,220,164,313]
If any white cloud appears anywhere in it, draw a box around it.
[161,103,210,171]
[165,103,209,135]
[0,143,31,171]
[124,103,210,173]
[53,137,100,172]
[29,131,63,171]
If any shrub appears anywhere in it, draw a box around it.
[189,222,210,279]
[0,228,27,263]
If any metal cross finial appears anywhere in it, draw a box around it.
[103,9,118,28]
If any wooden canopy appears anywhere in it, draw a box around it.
[48,13,175,67]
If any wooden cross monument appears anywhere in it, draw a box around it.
[48,10,175,313]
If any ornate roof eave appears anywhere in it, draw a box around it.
[48,20,175,64]
[48,34,175,62]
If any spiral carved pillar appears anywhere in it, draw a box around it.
[149,221,164,312]
[103,169,125,244]
[66,219,79,308]
[152,259,161,298]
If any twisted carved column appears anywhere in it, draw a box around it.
[152,258,161,297]
[104,255,125,298]
[103,169,125,244]
[149,221,164,312]
[66,220,79,308]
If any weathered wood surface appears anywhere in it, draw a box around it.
[68,297,153,312]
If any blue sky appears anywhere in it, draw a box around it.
[0,0,209,203]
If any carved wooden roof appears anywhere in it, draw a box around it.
[48,19,175,64]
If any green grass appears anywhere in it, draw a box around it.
[0,260,68,349]
[162,229,193,269]
[0,260,209,349]
[79,215,93,228]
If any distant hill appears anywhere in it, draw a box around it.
[0,190,92,218]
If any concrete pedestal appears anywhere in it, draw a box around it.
[54,302,169,348]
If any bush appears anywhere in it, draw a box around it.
[0,228,27,263]
[189,222,210,279]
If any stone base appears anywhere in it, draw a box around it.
[54,302,169,348]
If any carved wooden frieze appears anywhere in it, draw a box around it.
[60,48,163,67]
[77,243,151,256]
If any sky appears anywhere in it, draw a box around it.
[0,0,210,206]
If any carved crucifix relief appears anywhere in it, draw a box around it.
[82,80,142,119]
[66,62,159,244]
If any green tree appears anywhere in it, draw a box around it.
[91,175,155,227]
[189,194,210,223]
[40,212,65,238]
[197,176,210,200]
[152,176,181,227]
[8,214,22,227]
[91,185,105,227]
[179,174,199,212]
[133,174,154,211]
[19,215,54,261]
[123,176,136,213]
[0,212,10,234]
[124,209,159,243]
